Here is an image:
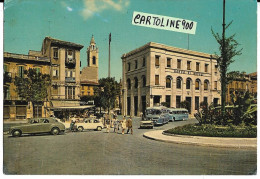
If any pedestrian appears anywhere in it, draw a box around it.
[127,116,133,135]
[121,116,127,135]
[113,117,119,133]
[70,115,76,132]
[106,118,110,133]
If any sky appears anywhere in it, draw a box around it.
[3,0,257,81]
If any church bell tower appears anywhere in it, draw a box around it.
[87,35,99,68]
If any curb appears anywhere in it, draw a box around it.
[143,130,257,149]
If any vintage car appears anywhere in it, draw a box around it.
[76,118,104,132]
[140,119,154,129]
[9,117,65,137]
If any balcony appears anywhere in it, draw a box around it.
[65,58,76,67]
[4,72,12,83]
[65,77,75,83]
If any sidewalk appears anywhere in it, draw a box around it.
[143,130,257,149]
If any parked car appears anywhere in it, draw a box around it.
[9,117,65,137]
[145,106,168,126]
[140,117,154,129]
[76,119,104,132]
[166,108,189,121]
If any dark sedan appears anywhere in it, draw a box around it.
[9,117,65,137]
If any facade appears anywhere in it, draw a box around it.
[122,42,221,116]
[41,37,84,108]
[3,52,51,121]
[80,35,99,97]
[226,72,257,103]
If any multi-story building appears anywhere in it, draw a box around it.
[80,35,99,97]
[3,52,51,121]
[122,42,221,116]
[226,72,257,103]
[41,37,84,109]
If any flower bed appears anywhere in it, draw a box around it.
[164,124,257,138]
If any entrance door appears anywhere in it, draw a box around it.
[213,98,219,107]
[127,97,131,116]
[134,96,138,116]
[185,97,192,114]
[153,96,160,106]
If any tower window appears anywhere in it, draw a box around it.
[93,56,96,65]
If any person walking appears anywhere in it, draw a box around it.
[121,116,127,135]
[113,118,119,133]
[70,115,76,132]
[127,116,133,135]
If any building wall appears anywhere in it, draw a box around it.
[122,42,221,116]
[3,52,51,120]
[80,85,96,96]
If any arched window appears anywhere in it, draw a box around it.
[127,79,131,90]
[92,56,96,65]
[176,77,182,89]
[195,79,200,90]
[204,80,209,91]
[142,76,146,87]
[186,78,191,89]
[134,77,138,88]
[166,76,172,88]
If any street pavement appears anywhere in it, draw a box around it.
[3,117,257,175]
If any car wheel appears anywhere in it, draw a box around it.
[96,126,102,131]
[12,130,22,137]
[51,127,60,135]
[78,126,84,132]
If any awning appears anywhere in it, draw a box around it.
[50,105,95,111]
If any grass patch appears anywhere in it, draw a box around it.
[164,124,257,138]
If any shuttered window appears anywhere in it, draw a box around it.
[155,75,159,85]
[155,56,160,67]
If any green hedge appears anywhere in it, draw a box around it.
[164,124,257,138]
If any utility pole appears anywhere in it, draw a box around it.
[108,33,111,77]
[221,0,226,116]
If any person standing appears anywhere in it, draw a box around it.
[127,116,133,135]
[113,117,119,133]
[121,116,127,135]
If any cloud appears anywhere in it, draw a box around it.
[81,0,130,20]
[67,6,73,11]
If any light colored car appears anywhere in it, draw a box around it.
[140,120,154,129]
[9,118,65,137]
[76,119,104,132]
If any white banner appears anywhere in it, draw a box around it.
[132,11,197,35]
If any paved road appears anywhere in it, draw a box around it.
[3,117,257,175]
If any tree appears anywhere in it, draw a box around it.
[212,18,242,116]
[14,68,51,118]
[94,77,120,114]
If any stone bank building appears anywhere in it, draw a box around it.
[122,42,221,116]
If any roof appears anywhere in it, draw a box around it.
[168,108,188,111]
[44,36,84,49]
[146,106,167,110]
[80,80,99,85]
[121,42,215,59]
[249,72,257,78]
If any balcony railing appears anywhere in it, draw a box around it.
[4,52,50,62]
[65,77,75,82]
[65,58,76,65]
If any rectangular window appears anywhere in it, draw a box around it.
[205,64,209,73]
[128,63,131,71]
[18,66,24,78]
[176,96,181,108]
[177,59,181,69]
[167,58,171,68]
[155,75,159,85]
[196,62,200,71]
[155,56,160,67]
[135,60,138,69]
[187,61,191,70]
[203,97,208,104]
[215,65,218,73]
[53,48,59,59]
[142,57,146,67]
[4,86,10,100]
[35,67,41,74]
[214,81,217,90]
[52,86,58,95]
[53,69,58,77]
[195,97,200,110]
[166,95,171,108]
